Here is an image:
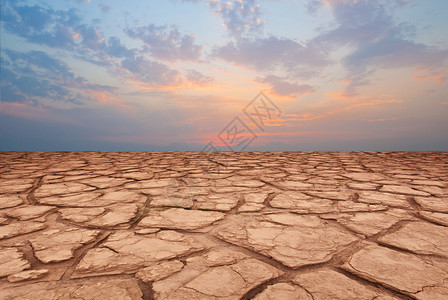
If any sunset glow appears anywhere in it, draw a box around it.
[1,0,447,150]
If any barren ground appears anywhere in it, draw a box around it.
[1,152,447,299]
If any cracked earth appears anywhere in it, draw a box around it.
[1,152,447,299]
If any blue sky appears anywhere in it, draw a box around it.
[1,0,447,151]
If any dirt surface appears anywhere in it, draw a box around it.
[0,152,447,299]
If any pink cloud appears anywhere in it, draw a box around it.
[413,70,448,84]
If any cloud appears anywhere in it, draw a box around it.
[0,102,78,125]
[121,56,181,87]
[91,91,124,103]
[170,0,203,3]
[365,118,398,122]
[1,1,189,90]
[326,92,353,101]
[213,34,327,100]
[345,37,448,74]
[75,25,106,51]
[185,70,217,87]
[3,49,73,80]
[208,0,263,37]
[214,36,329,75]
[127,25,202,62]
[1,50,76,106]
[334,73,373,98]
[2,1,92,50]
[98,4,111,13]
[343,98,403,110]
[413,69,448,84]
[306,0,323,14]
[256,75,314,98]
[1,50,115,96]
[0,0,126,68]
[106,37,134,58]
[1,1,130,61]
[261,113,326,128]
[312,0,448,95]
[170,0,263,38]
[1,49,115,106]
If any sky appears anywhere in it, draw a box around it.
[1,0,447,151]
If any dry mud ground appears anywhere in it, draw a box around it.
[0,151,448,299]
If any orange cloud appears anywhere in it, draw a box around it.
[344,99,403,110]
[72,32,81,40]
[255,131,314,137]
[436,73,448,83]
[265,91,297,100]
[92,91,124,103]
[413,70,447,84]
[326,92,354,101]
[365,118,398,122]
[183,116,210,125]
[275,114,326,122]
[242,113,326,129]
[264,88,313,100]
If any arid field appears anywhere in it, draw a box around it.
[1,152,448,299]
